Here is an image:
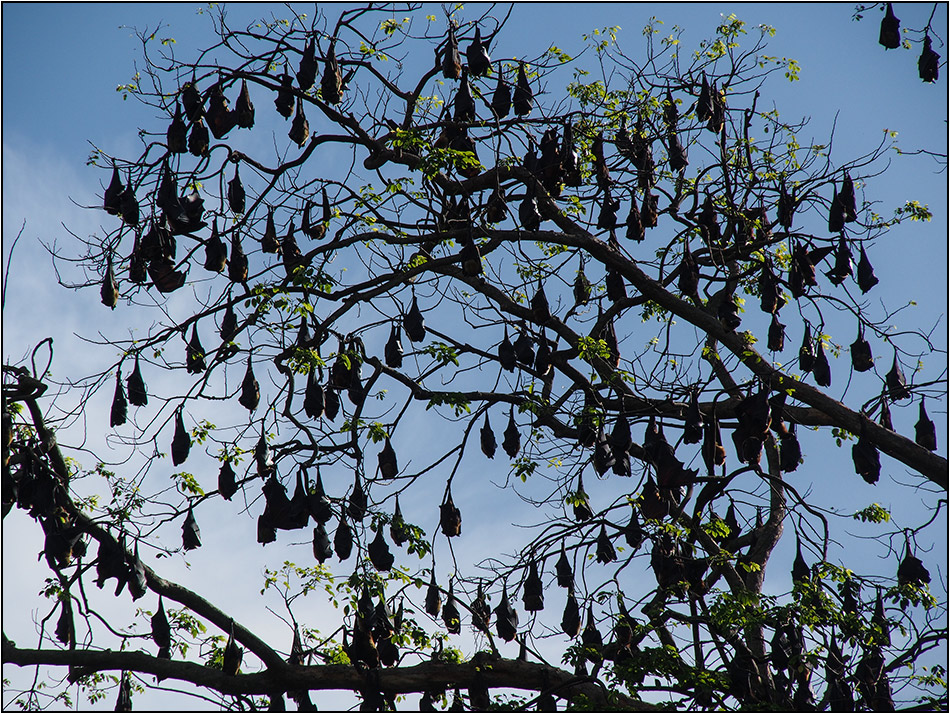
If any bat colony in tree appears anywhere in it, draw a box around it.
[2,4,947,712]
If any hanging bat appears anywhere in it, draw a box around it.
[828,181,845,233]
[171,410,191,465]
[307,468,332,524]
[347,352,365,407]
[218,460,237,501]
[581,605,603,656]
[389,496,408,546]
[127,543,148,600]
[531,282,551,323]
[856,247,879,293]
[624,504,645,550]
[484,183,508,223]
[228,231,248,283]
[598,192,621,232]
[879,3,901,49]
[166,102,187,154]
[522,560,544,611]
[368,528,395,572]
[222,619,243,675]
[852,434,881,484]
[609,414,632,455]
[110,372,128,428]
[636,134,656,190]
[596,524,617,564]
[297,36,317,91]
[377,437,398,479]
[497,328,516,371]
[919,35,940,82]
[706,81,725,134]
[94,538,129,595]
[465,27,491,77]
[625,195,644,242]
[235,78,255,128]
[886,353,910,401]
[226,166,245,215]
[126,353,147,406]
[561,590,581,638]
[483,67,511,122]
[289,96,309,147]
[575,402,599,451]
[641,191,658,227]
[513,327,534,366]
[494,585,518,642]
[812,341,832,387]
[203,219,227,273]
[718,296,741,332]
[275,68,295,118]
[480,413,497,458]
[666,130,688,172]
[151,596,171,656]
[453,69,475,122]
[180,72,203,121]
[219,304,239,344]
[513,62,533,116]
[555,542,573,588]
[573,264,592,306]
[519,184,542,231]
[347,473,367,521]
[798,324,815,374]
[206,82,236,139]
[440,489,462,537]
[915,398,937,451]
[767,313,786,353]
[459,230,482,276]
[443,582,462,633]
[128,231,148,285]
[593,426,615,476]
[321,43,343,104]
[441,23,461,79]
[779,424,802,472]
[879,396,894,431]
[323,384,340,421]
[147,256,187,294]
[118,175,140,227]
[261,208,281,254]
[287,470,311,529]
[181,505,201,550]
[185,325,206,374]
[304,368,325,419]
[591,132,610,189]
[897,543,931,587]
[561,122,582,186]
[850,326,873,372]
[640,475,669,521]
[612,122,640,176]
[502,410,520,458]
[758,265,781,314]
[404,295,426,342]
[334,516,353,560]
[683,389,703,444]
[696,72,713,122]
[572,474,594,521]
[188,118,210,157]
[777,178,796,230]
[281,221,305,276]
[115,672,132,712]
[425,573,442,616]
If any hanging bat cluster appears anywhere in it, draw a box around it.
[69,17,950,711]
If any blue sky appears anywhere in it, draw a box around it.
[2,3,947,710]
